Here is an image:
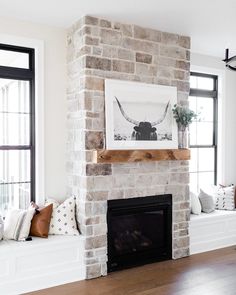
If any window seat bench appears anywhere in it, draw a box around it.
[190,210,236,255]
[0,235,86,295]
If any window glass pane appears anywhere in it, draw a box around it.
[189,148,198,172]
[0,183,30,215]
[197,97,213,122]
[198,172,215,189]
[198,148,214,172]
[0,79,30,113]
[189,96,197,114]
[197,122,213,145]
[190,173,198,193]
[0,150,30,183]
[0,79,30,145]
[190,76,197,89]
[0,113,30,145]
[189,122,197,145]
[195,76,214,90]
[0,49,29,69]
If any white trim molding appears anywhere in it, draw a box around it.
[0,236,86,295]
[190,211,236,254]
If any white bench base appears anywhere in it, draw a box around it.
[190,210,236,255]
[0,235,86,295]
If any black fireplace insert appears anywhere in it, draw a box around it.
[107,195,172,272]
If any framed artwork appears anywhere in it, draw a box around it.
[105,79,178,150]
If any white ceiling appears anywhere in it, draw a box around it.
[0,0,235,57]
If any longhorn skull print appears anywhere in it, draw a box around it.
[114,96,170,141]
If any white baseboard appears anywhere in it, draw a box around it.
[0,235,86,295]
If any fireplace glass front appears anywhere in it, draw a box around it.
[107,195,172,272]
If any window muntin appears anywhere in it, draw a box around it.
[189,72,217,193]
[0,44,35,215]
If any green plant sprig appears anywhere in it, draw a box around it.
[172,104,197,130]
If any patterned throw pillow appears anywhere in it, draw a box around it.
[3,209,35,241]
[46,197,79,236]
[215,185,236,210]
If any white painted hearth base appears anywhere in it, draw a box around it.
[0,235,86,295]
[190,210,236,254]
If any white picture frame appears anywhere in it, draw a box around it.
[105,79,178,150]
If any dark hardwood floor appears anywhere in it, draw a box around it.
[26,246,236,295]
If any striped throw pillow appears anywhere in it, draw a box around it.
[3,209,35,241]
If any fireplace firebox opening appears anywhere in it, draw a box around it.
[107,194,172,272]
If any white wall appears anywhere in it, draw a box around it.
[0,17,67,202]
[1,16,235,199]
[224,70,236,184]
[191,52,236,186]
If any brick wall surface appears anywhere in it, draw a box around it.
[67,15,191,279]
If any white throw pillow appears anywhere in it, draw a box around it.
[190,192,201,215]
[46,197,79,236]
[0,216,4,240]
[4,209,35,241]
[198,189,215,213]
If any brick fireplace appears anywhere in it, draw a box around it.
[67,15,190,279]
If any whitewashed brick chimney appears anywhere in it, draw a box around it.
[67,15,191,279]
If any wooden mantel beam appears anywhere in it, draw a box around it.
[92,149,190,164]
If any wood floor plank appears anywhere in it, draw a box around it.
[26,246,236,295]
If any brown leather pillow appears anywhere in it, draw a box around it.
[30,204,53,238]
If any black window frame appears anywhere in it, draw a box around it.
[0,43,35,203]
[189,71,218,187]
